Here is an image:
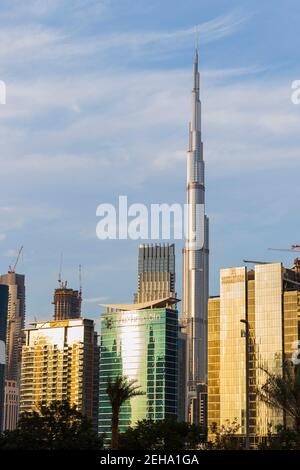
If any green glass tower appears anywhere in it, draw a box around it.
[98,298,178,441]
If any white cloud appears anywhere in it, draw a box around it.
[0,0,111,21]
[0,204,62,237]
[0,9,252,68]
[0,26,64,61]
[86,10,252,51]
[0,68,299,192]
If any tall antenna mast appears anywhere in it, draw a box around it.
[79,264,82,298]
[195,24,200,50]
[58,252,64,288]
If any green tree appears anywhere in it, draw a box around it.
[258,362,300,440]
[0,400,102,450]
[119,417,205,450]
[208,419,243,450]
[106,375,145,450]
[257,424,298,450]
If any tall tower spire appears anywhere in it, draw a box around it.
[182,47,209,424]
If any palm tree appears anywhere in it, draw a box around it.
[106,375,145,450]
[258,362,300,438]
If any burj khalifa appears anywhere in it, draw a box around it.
[182,48,209,423]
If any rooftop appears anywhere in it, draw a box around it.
[100,296,179,312]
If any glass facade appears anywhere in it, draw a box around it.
[208,262,300,443]
[0,273,25,384]
[207,297,220,429]
[177,329,187,422]
[0,285,9,430]
[254,263,283,435]
[99,307,178,440]
[220,267,247,433]
[20,319,97,423]
[136,244,176,303]
[283,290,300,430]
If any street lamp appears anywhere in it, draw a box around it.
[240,319,250,450]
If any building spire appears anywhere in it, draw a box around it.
[193,46,199,93]
[190,46,201,155]
[182,46,209,424]
[194,46,198,65]
[194,24,200,58]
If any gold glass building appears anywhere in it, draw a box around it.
[20,318,97,422]
[208,262,300,444]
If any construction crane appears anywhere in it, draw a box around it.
[243,260,271,265]
[79,264,82,298]
[269,245,300,252]
[8,245,23,273]
[58,252,67,288]
[268,245,300,276]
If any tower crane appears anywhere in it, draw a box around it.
[269,245,300,252]
[8,245,23,273]
[268,245,300,275]
[58,252,67,288]
[79,264,82,298]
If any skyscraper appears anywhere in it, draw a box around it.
[177,325,187,423]
[182,49,209,423]
[0,272,25,384]
[3,380,18,431]
[99,298,178,442]
[208,262,300,446]
[0,272,25,429]
[53,283,81,320]
[20,318,98,425]
[0,284,8,430]
[136,243,176,304]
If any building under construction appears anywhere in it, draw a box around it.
[53,283,81,321]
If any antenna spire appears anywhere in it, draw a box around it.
[195,24,200,54]
[79,264,82,298]
[58,252,65,288]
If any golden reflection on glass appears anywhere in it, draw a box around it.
[255,263,283,435]
[220,267,247,434]
[208,263,300,443]
[20,320,95,420]
[99,308,178,440]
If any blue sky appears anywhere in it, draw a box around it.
[0,0,299,329]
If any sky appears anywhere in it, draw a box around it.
[0,0,299,330]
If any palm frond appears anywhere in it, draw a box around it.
[106,375,145,408]
[257,363,300,424]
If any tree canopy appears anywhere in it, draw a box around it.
[119,417,205,450]
[0,400,102,450]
